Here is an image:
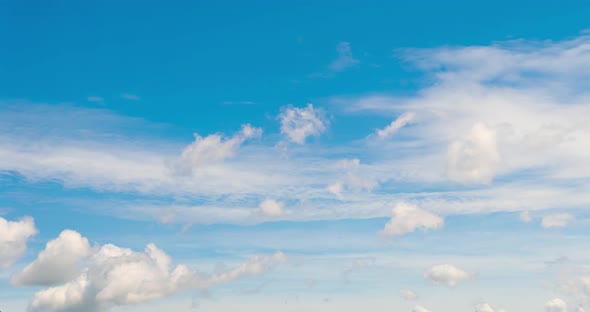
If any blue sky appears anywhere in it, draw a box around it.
[2,1,590,312]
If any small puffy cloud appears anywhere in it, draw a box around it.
[329,42,359,72]
[27,231,287,312]
[520,210,532,223]
[376,112,415,139]
[446,122,500,184]
[424,264,471,287]
[279,104,327,144]
[413,305,432,312]
[12,230,91,286]
[545,298,567,312]
[400,288,418,300]
[259,199,285,217]
[0,216,38,269]
[542,213,574,229]
[381,202,443,237]
[181,124,262,166]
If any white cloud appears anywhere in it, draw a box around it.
[28,231,287,312]
[279,104,327,144]
[259,199,284,217]
[0,216,37,269]
[327,159,378,198]
[11,229,91,286]
[446,122,500,184]
[329,42,359,72]
[413,305,432,312]
[376,112,415,139]
[400,288,417,300]
[475,304,495,312]
[381,202,443,237]
[424,264,470,287]
[181,124,262,167]
[545,298,567,312]
[520,210,532,223]
[542,213,574,229]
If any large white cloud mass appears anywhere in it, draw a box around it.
[0,216,37,269]
[12,229,91,286]
[19,231,287,312]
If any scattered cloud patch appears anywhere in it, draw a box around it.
[542,213,574,229]
[376,112,415,139]
[381,202,443,237]
[400,288,418,300]
[181,124,262,167]
[545,298,567,312]
[279,104,327,144]
[520,210,532,223]
[413,305,432,312]
[424,264,471,287]
[259,199,285,217]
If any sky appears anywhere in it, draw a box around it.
[2,1,590,312]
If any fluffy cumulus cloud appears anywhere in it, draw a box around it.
[413,305,432,312]
[259,199,285,217]
[446,122,500,184]
[376,112,415,139]
[542,213,574,229]
[381,202,443,237]
[12,230,91,286]
[400,288,418,300]
[0,216,37,269]
[424,264,471,287]
[279,104,327,144]
[25,231,287,312]
[181,124,262,167]
[545,298,567,312]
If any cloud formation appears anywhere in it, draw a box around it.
[400,288,418,300]
[413,305,432,312]
[12,230,91,286]
[376,112,415,139]
[279,104,327,144]
[381,202,443,237]
[21,230,287,312]
[181,124,262,167]
[542,213,574,229]
[545,298,567,312]
[424,264,471,287]
[446,122,500,184]
[0,216,37,269]
[259,199,285,217]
